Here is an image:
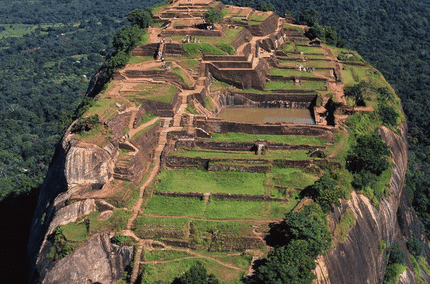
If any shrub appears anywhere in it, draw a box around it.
[253,240,316,284]
[111,233,126,246]
[172,261,220,284]
[378,103,399,127]
[378,240,386,253]
[344,81,374,106]
[309,174,343,213]
[265,205,331,256]
[388,242,406,265]
[346,132,391,177]
[206,8,224,24]
[407,237,424,257]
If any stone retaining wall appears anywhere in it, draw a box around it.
[216,92,316,109]
[141,100,174,117]
[163,43,186,57]
[207,57,269,90]
[125,123,161,184]
[174,140,324,152]
[131,43,159,57]
[203,55,248,61]
[212,61,253,69]
[230,27,253,49]
[246,13,279,36]
[193,118,334,140]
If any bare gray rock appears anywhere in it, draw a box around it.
[41,233,133,284]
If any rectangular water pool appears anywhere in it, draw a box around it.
[218,108,315,124]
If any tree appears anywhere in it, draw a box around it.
[300,8,321,26]
[253,240,316,284]
[265,205,331,256]
[305,23,341,46]
[346,132,391,176]
[206,8,224,24]
[260,2,275,12]
[112,25,144,52]
[126,9,153,29]
[310,174,343,213]
[172,262,220,284]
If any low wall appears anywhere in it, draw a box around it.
[217,92,316,109]
[203,55,247,61]
[212,61,253,69]
[124,123,161,184]
[246,13,279,36]
[193,118,334,140]
[174,140,324,152]
[106,111,132,143]
[141,100,174,117]
[131,44,159,57]
[164,43,186,57]
[207,57,269,90]
[230,28,253,49]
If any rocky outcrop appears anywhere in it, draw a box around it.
[65,140,113,186]
[28,131,121,283]
[41,233,133,284]
[314,123,420,284]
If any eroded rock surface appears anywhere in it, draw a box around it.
[314,123,418,284]
[41,233,133,284]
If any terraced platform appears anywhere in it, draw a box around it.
[62,0,392,282]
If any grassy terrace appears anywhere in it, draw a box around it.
[169,28,243,46]
[153,166,320,198]
[295,45,325,54]
[209,132,328,145]
[140,258,245,283]
[155,169,267,195]
[144,195,294,220]
[120,83,177,105]
[270,68,320,78]
[170,147,313,160]
[265,80,327,91]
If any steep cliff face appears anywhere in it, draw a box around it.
[27,131,124,283]
[314,123,426,283]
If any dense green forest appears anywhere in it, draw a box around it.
[0,0,162,281]
[0,0,162,199]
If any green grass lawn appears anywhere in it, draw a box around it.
[205,199,291,219]
[170,147,312,160]
[296,45,325,54]
[270,68,319,78]
[140,258,244,284]
[145,195,206,217]
[155,168,267,195]
[128,56,154,64]
[209,132,328,145]
[172,66,193,87]
[269,167,320,190]
[176,59,199,72]
[144,249,191,262]
[265,80,327,91]
[122,83,177,105]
